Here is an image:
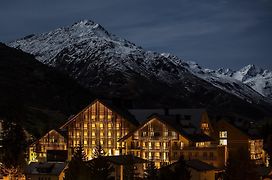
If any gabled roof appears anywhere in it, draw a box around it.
[119,114,213,142]
[25,162,67,175]
[60,99,139,129]
[89,155,148,165]
[29,129,66,147]
[217,116,262,140]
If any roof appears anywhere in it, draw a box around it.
[60,99,139,129]
[29,129,66,147]
[119,114,212,142]
[160,159,217,172]
[216,115,263,139]
[89,155,148,165]
[186,159,217,171]
[128,108,206,129]
[25,162,67,176]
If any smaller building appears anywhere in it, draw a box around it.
[119,114,226,168]
[28,129,67,163]
[201,115,266,165]
[25,162,67,180]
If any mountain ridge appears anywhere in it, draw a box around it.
[7,20,272,119]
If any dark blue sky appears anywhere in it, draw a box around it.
[1,0,272,70]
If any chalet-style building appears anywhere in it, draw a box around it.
[119,115,227,168]
[60,99,139,160]
[28,129,67,163]
[200,115,266,165]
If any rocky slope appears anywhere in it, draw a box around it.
[0,43,93,136]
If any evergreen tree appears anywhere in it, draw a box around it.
[64,144,88,180]
[173,156,191,180]
[224,147,259,180]
[144,160,158,180]
[0,102,27,179]
[87,144,114,180]
[92,143,106,158]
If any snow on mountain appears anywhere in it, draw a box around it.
[215,65,272,99]
[8,19,271,106]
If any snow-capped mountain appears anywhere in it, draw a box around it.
[214,65,272,99]
[7,20,272,117]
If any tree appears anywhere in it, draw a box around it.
[0,102,27,179]
[64,144,88,180]
[87,144,114,180]
[144,160,158,180]
[173,156,191,180]
[223,147,259,180]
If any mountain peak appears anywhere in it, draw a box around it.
[7,19,272,103]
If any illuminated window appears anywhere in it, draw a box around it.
[84,123,88,129]
[219,139,227,146]
[100,132,104,137]
[108,123,112,128]
[92,141,96,145]
[108,115,112,119]
[155,142,160,149]
[92,124,95,128]
[163,142,167,149]
[172,131,177,137]
[117,132,120,138]
[150,132,154,137]
[91,115,96,120]
[84,131,88,136]
[100,124,104,128]
[149,142,152,148]
[108,141,112,145]
[84,140,87,145]
[142,132,147,136]
[100,140,104,145]
[116,123,120,128]
[92,132,95,137]
[201,123,208,128]
[196,142,205,147]
[99,115,104,119]
[164,131,168,137]
[219,131,227,138]
[108,131,112,137]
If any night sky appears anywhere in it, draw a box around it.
[1,0,272,70]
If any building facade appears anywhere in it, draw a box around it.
[120,115,226,168]
[200,117,265,165]
[60,99,139,160]
[28,129,67,163]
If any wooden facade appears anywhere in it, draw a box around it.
[60,99,138,160]
[28,129,67,163]
[120,115,226,168]
[200,118,265,165]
